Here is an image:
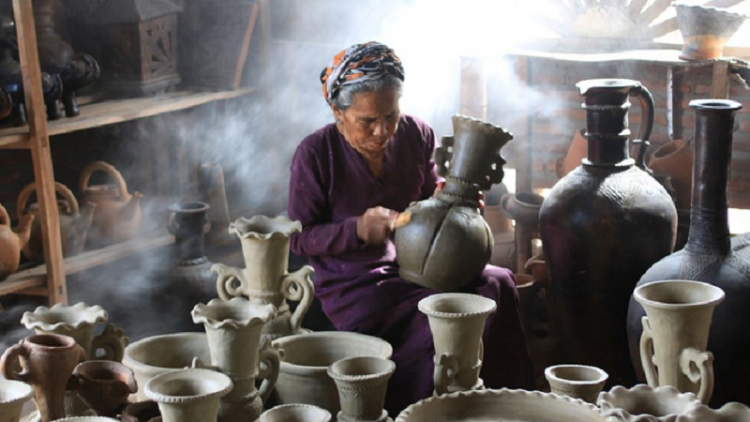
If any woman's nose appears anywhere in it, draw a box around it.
[373,121,386,136]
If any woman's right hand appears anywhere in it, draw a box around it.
[357,206,398,245]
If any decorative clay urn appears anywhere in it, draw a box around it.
[395,114,510,292]
[327,356,396,422]
[544,364,608,404]
[145,368,233,422]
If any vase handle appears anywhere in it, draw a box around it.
[91,323,129,362]
[282,265,315,334]
[0,342,31,383]
[433,353,459,396]
[258,339,282,403]
[630,84,655,171]
[680,347,715,405]
[212,263,245,300]
[640,316,659,388]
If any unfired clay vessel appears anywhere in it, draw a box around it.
[272,332,393,415]
[545,364,608,404]
[0,203,33,281]
[71,360,137,417]
[418,293,496,395]
[50,418,119,421]
[145,368,233,422]
[212,215,314,341]
[260,404,332,422]
[0,379,34,422]
[327,357,396,422]
[598,384,701,422]
[635,280,724,404]
[676,402,750,422]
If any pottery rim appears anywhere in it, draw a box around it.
[50,418,121,421]
[634,280,725,311]
[673,3,749,22]
[191,297,276,330]
[0,379,33,406]
[24,333,79,349]
[74,360,138,392]
[597,384,701,422]
[452,114,512,137]
[576,78,641,95]
[417,293,497,319]
[167,201,209,214]
[327,356,396,383]
[228,215,302,240]
[122,332,209,377]
[21,302,107,332]
[545,364,608,386]
[144,368,233,404]
[261,404,333,422]
[676,402,750,422]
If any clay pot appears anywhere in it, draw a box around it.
[418,293,496,395]
[79,161,142,247]
[0,379,34,422]
[328,357,396,422]
[71,360,137,417]
[675,4,748,61]
[544,364,608,404]
[396,389,608,422]
[260,404,332,422]
[677,403,750,422]
[557,129,587,179]
[648,139,693,210]
[18,182,95,262]
[272,332,393,414]
[122,333,211,402]
[213,215,315,341]
[490,232,515,271]
[501,192,543,272]
[21,302,128,362]
[122,401,161,422]
[0,334,86,422]
[0,203,33,281]
[598,384,701,422]
[144,368,233,422]
[51,418,119,422]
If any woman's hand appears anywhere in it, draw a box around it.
[357,206,398,245]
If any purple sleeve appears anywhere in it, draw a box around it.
[420,122,440,200]
[288,142,362,257]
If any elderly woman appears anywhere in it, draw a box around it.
[288,42,534,413]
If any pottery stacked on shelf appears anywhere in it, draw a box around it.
[0,379,34,422]
[145,368,233,422]
[0,202,33,281]
[598,385,702,422]
[327,356,396,422]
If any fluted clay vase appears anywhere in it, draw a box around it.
[627,100,750,407]
[540,79,677,387]
[145,368,233,422]
[0,334,86,422]
[544,364,608,404]
[21,302,128,362]
[213,215,314,341]
[677,402,750,422]
[500,192,543,272]
[0,379,34,422]
[121,401,161,422]
[70,360,137,417]
[191,297,280,422]
[675,3,748,61]
[418,293,496,395]
[0,203,33,281]
[260,404,332,422]
[328,357,396,422]
[396,114,511,292]
[556,129,588,179]
[598,384,701,422]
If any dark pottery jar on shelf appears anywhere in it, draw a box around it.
[539,79,677,387]
[627,99,750,407]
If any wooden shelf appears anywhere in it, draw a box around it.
[0,231,174,296]
[0,87,258,148]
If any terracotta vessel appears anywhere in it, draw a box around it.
[272,332,393,414]
[675,4,748,61]
[122,333,211,402]
[145,368,233,422]
[677,402,750,422]
[21,302,128,362]
[0,334,86,422]
[483,205,512,235]
[598,384,701,422]
[627,100,750,407]
[0,379,34,422]
[79,161,142,247]
[0,203,33,281]
[260,404,332,422]
[501,192,543,273]
[213,215,315,341]
[122,401,161,422]
[418,293,496,395]
[649,139,693,210]
[192,297,280,422]
[396,389,608,422]
[539,79,677,387]
[328,357,395,422]
[556,129,588,179]
[18,182,95,262]
[70,360,137,417]
[544,364,608,404]
[395,114,511,292]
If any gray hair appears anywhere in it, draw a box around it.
[331,75,403,110]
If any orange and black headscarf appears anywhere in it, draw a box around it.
[320,41,405,105]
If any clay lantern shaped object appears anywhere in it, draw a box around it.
[395,114,511,292]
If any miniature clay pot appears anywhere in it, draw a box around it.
[675,4,748,61]
[0,202,33,281]
[122,401,161,422]
[328,357,396,422]
[648,139,693,210]
[260,404,332,422]
[71,360,137,417]
[676,402,750,422]
[0,379,34,422]
[597,384,701,422]
[544,364,608,404]
[144,368,233,422]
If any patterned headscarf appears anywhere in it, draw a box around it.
[320,41,405,105]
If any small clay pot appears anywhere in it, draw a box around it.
[328,356,396,422]
[72,360,138,417]
[544,364,608,404]
[145,368,233,422]
[261,404,332,422]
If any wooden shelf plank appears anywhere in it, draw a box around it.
[0,87,258,148]
[0,231,174,296]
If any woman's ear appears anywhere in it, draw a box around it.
[332,104,345,123]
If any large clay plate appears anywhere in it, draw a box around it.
[396,389,608,422]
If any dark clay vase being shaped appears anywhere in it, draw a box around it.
[627,99,750,408]
[395,114,511,292]
[539,79,677,387]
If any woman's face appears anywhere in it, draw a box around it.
[332,87,401,159]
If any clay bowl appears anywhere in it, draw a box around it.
[260,404,332,422]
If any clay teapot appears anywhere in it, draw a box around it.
[0,203,33,280]
[79,161,142,247]
[18,182,95,262]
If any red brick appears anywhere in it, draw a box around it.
[694,85,711,95]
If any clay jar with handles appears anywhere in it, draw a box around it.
[0,334,86,422]
[79,161,142,247]
[18,182,95,262]
[0,203,33,280]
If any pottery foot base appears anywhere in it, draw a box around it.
[338,410,392,422]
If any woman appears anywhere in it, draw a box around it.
[288,42,534,414]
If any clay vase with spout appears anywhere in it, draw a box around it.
[18,182,95,262]
[0,378,34,422]
[192,297,280,422]
[70,360,138,417]
[0,334,86,422]
[212,215,315,341]
[0,203,33,281]
[327,356,396,422]
[539,79,677,387]
[79,161,142,247]
[145,368,233,422]
[635,280,724,405]
[418,293,496,395]
[396,115,512,292]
